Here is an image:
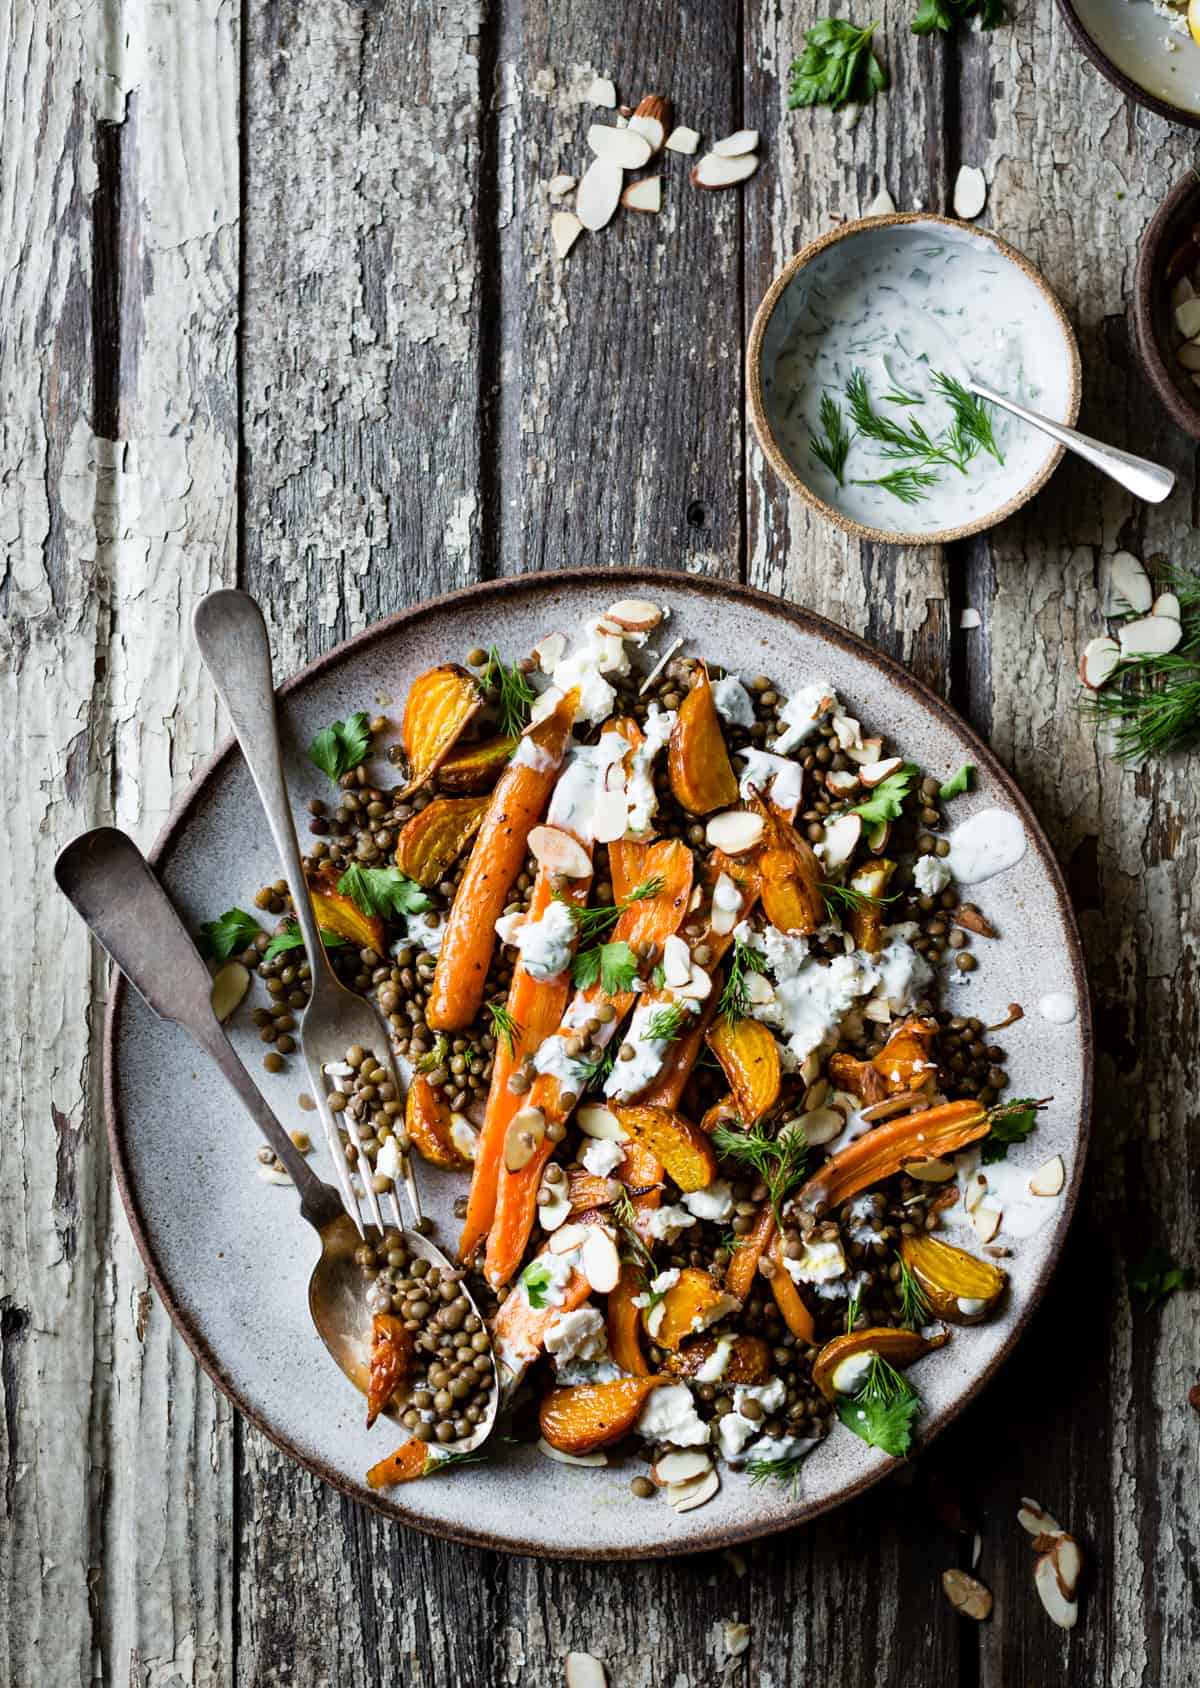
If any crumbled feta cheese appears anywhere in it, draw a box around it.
[625,703,675,837]
[690,1292,740,1335]
[718,1412,758,1460]
[741,1432,819,1464]
[717,1378,791,1463]
[581,1137,626,1178]
[643,1203,697,1245]
[873,925,934,1011]
[738,747,804,815]
[375,1135,402,1184]
[783,1236,847,1287]
[494,909,527,946]
[773,679,841,754]
[695,1336,735,1383]
[550,620,636,724]
[913,854,953,896]
[734,1378,786,1416]
[548,730,629,841]
[712,675,756,727]
[510,897,576,981]
[638,1383,711,1447]
[405,908,445,956]
[519,1250,578,1311]
[682,1179,734,1222]
[544,1307,608,1366]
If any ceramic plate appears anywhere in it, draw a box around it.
[105,571,1092,1559]
[1059,0,1200,126]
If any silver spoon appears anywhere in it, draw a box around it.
[54,827,498,1450]
[967,379,1175,505]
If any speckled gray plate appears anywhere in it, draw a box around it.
[105,571,1092,1559]
[1058,0,1200,127]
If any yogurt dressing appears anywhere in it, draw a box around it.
[945,808,1026,884]
[1039,992,1077,1024]
[764,224,1072,535]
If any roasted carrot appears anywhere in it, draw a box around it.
[426,690,578,1031]
[607,1263,650,1375]
[766,1234,816,1344]
[639,990,720,1110]
[795,1098,994,1213]
[606,717,648,903]
[366,1436,432,1489]
[725,1201,776,1301]
[489,1248,591,1381]
[366,1313,414,1429]
[484,840,694,1287]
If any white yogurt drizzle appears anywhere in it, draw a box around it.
[944,808,1026,885]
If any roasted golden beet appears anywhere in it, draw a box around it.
[399,663,484,794]
[612,1104,717,1193]
[745,789,824,935]
[642,1266,737,1352]
[668,667,739,814]
[394,794,490,886]
[405,1075,473,1171]
[307,868,385,952]
[538,1376,666,1454]
[667,1332,772,1385]
[435,734,517,792]
[706,1016,781,1124]
[847,858,896,955]
[899,1232,1007,1323]
[812,1325,949,1403]
[873,1014,940,1093]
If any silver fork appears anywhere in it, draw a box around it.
[193,588,422,1239]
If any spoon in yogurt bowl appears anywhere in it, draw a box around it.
[965,379,1175,504]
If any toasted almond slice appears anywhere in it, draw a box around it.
[550,211,584,260]
[1052,1533,1083,1599]
[859,1088,927,1123]
[844,735,884,766]
[1034,1551,1078,1629]
[820,813,862,869]
[585,76,616,108]
[581,1227,621,1293]
[953,165,987,220]
[538,1437,608,1467]
[621,177,662,214]
[1078,636,1121,691]
[504,1106,546,1172]
[1152,591,1182,622]
[705,810,765,854]
[1118,615,1182,658]
[577,1103,626,1142]
[866,820,892,853]
[972,1203,1002,1243]
[587,123,653,169]
[904,1156,958,1182]
[825,769,860,797]
[723,1622,751,1658]
[691,152,758,189]
[805,1078,830,1109]
[665,125,701,155]
[211,961,250,1023]
[668,1467,720,1512]
[529,824,592,878]
[539,1178,573,1230]
[800,1106,845,1146]
[663,933,692,989]
[713,128,759,157]
[1018,1497,1062,1536]
[565,1651,609,1688]
[858,755,904,788]
[963,1173,988,1213]
[1172,274,1196,309]
[628,116,665,152]
[942,1567,994,1621]
[1029,1154,1064,1197]
[548,1221,591,1255]
[1177,340,1200,371]
[548,174,577,198]
[743,971,775,1006]
[653,1448,712,1485]
[592,787,630,844]
[676,962,712,1002]
[1108,550,1154,613]
[449,1112,478,1163]
[832,713,862,748]
[862,997,893,1024]
[606,597,663,632]
[576,158,624,231]
[1174,297,1200,338]
[865,186,897,217]
[533,631,567,671]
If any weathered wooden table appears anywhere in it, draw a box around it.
[4,1,1198,1682]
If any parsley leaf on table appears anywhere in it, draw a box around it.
[787,19,888,112]
[850,763,919,826]
[1128,1247,1194,1309]
[336,864,432,919]
[939,764,974,800]
[912,0,1004,33]
[262,925,347,964]
[979,1096,1039,1164]
[197,907,262,961]
[308,711,372,782]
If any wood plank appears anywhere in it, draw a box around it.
[0,0,239,1683]
[954,16,1200,1684]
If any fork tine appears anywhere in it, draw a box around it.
[342,1107,387,1234]
[309,1084,365,1238]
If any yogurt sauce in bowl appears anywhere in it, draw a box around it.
[749,216,1081,543]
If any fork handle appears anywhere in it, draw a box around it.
[192,591,337,986]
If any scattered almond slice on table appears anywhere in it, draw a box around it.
[723,1621,751,1658]
[584,76,616,108]
[622,177,662,214]
[1118,615,1182,658]
[1017,1497,1083,1629]
[693,149,759,190]
[565,1652,608,1688]
[547,174,577,198]
[953,165,987,221]
[628,94,672,153]
[575,158,624,231]
[587,123,653,169]
[942,1567,994,1620]
[666,125,700,154]
[551,211,584,259]
[1079,636,1121,691]
[1108,550,1154,613]
[714,128,759,157]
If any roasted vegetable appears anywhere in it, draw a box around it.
[667,1332,772,1385]
[746,789,824,935]
[641,1266,737,1352]
[668,667,738,814]
[795,1098,993,1213]
[366,1437,431,1489]
[765,1234,816,1342]
[489,1247,591,1381]
[306,867,385,952]
[607,1264,650,1375]
[826,1052,889,1106]
[435,734,517,793]
[812,1325,949,1403]
[706,1015,781,1124]
[612,1104,717,1193]
[405,1074,472,1171]
[724,1202,777,1301]
[399,664,484,794]
[366,1313,414,1429]
[565,1168,660,1214]
[899,1232,1007,1323]
[394,794,490,886]
[847,857,897,954]
[873,1014,940,1093]
[538,1375,666,1454]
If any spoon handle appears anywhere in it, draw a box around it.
[54,828,339,1229]
[967,381,1175,505]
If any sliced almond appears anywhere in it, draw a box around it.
[628,94,672,154]
[705,810,764,854]
[547,174,577,198]
[859,1088,927,1123]
[665,125,701,155]
[662,933,692,989]
[953,165,987,220]
[549,1221,591,1255]
[713,128,759,157]
[576,158,624,231]
[691,152,758,190]
[533,631,567,672]
[824,769,860,797]
[1078,636,1121,691]
[1118,615,1182,658]
[652,1448,712,1485]
[667,1467,720,1512]
[550,211,584,260]
[1172,274,1196,309]
[538,1437,607,1467]
[504,1105,546,1172]
[858,755,904,788]
[211,961,250,1023]
[606,597,663,632]
[862,997,893,1025]
[844,735,884,766]
[581,1227,620,1293]
[800,1106,845,1146]
[1018,1497,1062,1536]
[743,971,775,1007]
[676,962,712,1003]
[591,787,630,844]
[723,1622,751,1658]
[1174,297,1200,339]
[864,186,897,217]
[565,1651,609,1688]
[587,123,653,170]
[585,76,616,109]
[577,1103,626,1141]
[538,1178,573,1231]
[866,820,893,854]
[1029,1154,1064,1197]
[621,177,662,214]
[942,1567,994,1621]
[832,713,862,749]
[1152,591,1182,622]
[904,1156,957,1183]
[820,814,862,869]
[805,1078,830,1110]
[528,824,592,878]
[1034,1551,1078,1629]
[1177,341,1200,371]
[963,1173,988,1214]
[449,1112,478,1162]
[972,1202,1002,1243]
[1108,550,1154,614]
[1052,1532,1083,1599]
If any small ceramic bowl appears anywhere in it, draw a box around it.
[1133,170,1200,441]
[1056,0,1200,131]
[747,214,1082,547]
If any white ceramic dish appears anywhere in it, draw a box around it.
[105,570,1092,1558]
[1059,0,1200,127]
[748,216,1082,547]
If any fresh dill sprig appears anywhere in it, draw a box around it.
[486,998,522,1059]
[852,465,940,507]
[483,645,536,739]
[610,1183,638,1231]
[643,1004,687,1043]
[556,876,665,943]
[819,880,899,920]
[716,936,768,1024]
[711,1119,809,1227]
[579,1044,618,1093]
[835,1352,922,1457]
[1079,578,1200,762]
[746,1452,809,1497]
[423,1447,487,1477]
[845,1287,862,1334]
[897,1258,930,1330]
[930,371,1005,466]
[810,391,852,485]
[879,380,923,406]
[845,370,959,469]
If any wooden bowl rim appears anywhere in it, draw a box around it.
[1054,0,1200,133]
[1132,168,1200,441]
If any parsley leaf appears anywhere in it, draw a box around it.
[980,1096,1039,1164]
[850,763,919,826]
[198,907,262,961]
[336,864,432,920]
[483,647,536,739]
[912,0,1004,34]
[1128,1247,1194,1309]
[308,711,372,782]
[788,19,888,111]
[939,764,975,800]
[262,925,347,964]
[836,1354,922,1457]
[599,940,640,995]
[519,1261,553,1309]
